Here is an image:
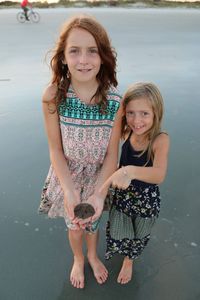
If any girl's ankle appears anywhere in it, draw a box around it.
[123,256,133,265]
[74,255,84,262]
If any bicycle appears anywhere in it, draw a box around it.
[17,8,40,23]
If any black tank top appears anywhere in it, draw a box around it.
[119,133,154,188]
[119,133,152,167]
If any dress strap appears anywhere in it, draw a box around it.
[124,130,132,142]
[157,131,168,136]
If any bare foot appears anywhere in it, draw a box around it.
[88,256,108,284]
[70,256,85,289]
[117,257,133,284]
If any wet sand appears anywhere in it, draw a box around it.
[0,7,200,300]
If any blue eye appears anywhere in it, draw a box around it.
[89,48,98,54]
[126,111,135,117]
[69,48,78,54]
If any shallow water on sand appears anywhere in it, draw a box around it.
[0,8,200,300]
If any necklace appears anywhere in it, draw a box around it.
[131,135,148,151]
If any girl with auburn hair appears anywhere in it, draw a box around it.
[49,14,117,112]
[38,14,122,289]
[101,82,170,284]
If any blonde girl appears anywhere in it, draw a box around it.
[102,82,170,284]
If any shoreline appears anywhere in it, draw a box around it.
[1,0,200,9]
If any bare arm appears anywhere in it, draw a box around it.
[95,104,123,196]
[101,133,170,190]
[42,85,80,221]
[79,103,123,224]
[126,133,170,184]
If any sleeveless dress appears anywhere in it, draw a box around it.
[105,133,161,260]
[38,85,121,227]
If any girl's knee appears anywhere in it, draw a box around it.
[69,228,84,238]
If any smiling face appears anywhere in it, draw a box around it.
[64,28,102,85]
[125,97,154,137]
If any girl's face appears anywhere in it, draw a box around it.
[64,28,102,85]
[125,97,154,136]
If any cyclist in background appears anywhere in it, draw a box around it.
[21,0,32,21]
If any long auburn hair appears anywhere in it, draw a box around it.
[47,14,118,112]
[121,82,164,164]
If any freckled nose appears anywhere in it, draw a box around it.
[134,114,141,124]
[79,52,88,64]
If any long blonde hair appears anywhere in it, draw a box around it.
[121,82,164,164]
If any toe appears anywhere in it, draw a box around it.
[77,280,81,289]
[117,274,122,284]
[70,276,74,286]
[102,272,108,282]
[71,277,76,288]
[97,275,103,284]
[80,279,84,289]
[73,280,77,288]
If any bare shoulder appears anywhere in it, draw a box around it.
[42,84,57,103]
[153,132,170,151]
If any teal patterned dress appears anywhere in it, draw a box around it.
[38,85,121,228]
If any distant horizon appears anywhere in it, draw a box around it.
[1,0,200,3]
[0,0,59,2]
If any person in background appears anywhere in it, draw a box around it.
[21,0,32,21]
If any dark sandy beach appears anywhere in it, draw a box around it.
[0,7,200,300]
